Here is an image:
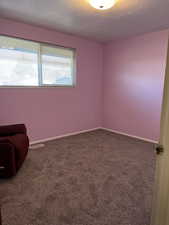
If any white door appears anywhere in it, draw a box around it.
[151,38,169,225]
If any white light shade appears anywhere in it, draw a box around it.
[89,0,116,10]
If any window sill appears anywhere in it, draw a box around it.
[0,85,76,88]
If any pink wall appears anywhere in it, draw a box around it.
[0,18,103,142]
[0,18,168,142]
[103,30,169,141]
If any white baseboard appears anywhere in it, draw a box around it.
[30,126,158,145]
[101,127,158,144]
[30,127,101,145]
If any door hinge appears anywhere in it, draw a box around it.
[155,144,164,155]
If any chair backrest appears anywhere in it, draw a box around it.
[0,124,26,137]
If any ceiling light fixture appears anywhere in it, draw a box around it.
[89,0,116,10]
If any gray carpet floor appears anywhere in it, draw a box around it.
[0,129,156,225]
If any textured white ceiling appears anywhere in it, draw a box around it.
[0,0,169,42]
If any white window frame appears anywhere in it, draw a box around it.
[0,35,76,88]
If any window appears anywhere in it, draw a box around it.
[0,35,76,87]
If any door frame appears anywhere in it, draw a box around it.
[151,35,169,225]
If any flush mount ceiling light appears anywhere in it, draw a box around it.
[89,0,116,10]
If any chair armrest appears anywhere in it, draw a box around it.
[0,124,27,137]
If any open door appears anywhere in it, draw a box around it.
[151,36,169,225]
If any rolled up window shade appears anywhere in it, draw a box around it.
[0,36,39,52]
[41,45,74,58]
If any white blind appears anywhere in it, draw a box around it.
[41,45,74,58]
[0,36,39,52]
